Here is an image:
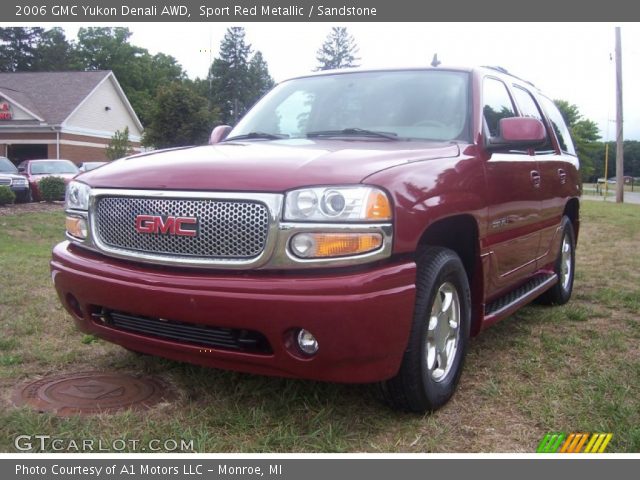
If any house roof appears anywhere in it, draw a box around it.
[0,70,137,126]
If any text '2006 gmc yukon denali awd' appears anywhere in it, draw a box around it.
[51,67,580,412]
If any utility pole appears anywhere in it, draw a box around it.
[615,26,624,203]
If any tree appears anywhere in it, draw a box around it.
[0,27,45,72]
[554,100,601,181]
[105,127,132,160]
[209,27,252,124]
[315,27,360,71]
[247,51,275,107]
[31,28,78,71]
[143,81,218,149]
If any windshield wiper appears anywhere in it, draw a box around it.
[306,128,399,140]
[224,132,288,142]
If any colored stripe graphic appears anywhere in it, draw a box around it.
[537,433,612,453]
[536,433,565,453]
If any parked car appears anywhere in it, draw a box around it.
[18,159,79,201]
[52,67,580,412]
[0,156,30,202]
[79,162,108,173]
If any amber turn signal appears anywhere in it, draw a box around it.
[290,232,383,258]
[66,216,88,239]
[365,190,392,220]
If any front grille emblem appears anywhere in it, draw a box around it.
[135,214,198,237]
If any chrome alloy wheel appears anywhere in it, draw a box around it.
[426,282,461,382]
[560,234,572,291]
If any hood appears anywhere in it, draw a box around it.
[0,173,23,180]
[80,139,460,192]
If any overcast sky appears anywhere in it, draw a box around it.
[57,22,640,140]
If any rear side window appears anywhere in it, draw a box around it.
[511,86,554,154]
[539,96,576,155]
[483,77,516,138]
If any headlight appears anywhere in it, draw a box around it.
[65,181,91,210]
[12,177,27,186]
[284,186,392,222]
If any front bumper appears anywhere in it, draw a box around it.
[51,242,417,383]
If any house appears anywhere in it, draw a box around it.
[0,71,143,165]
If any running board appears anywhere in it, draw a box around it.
[483,273,558,327]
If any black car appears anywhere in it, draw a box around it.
[0,156,30,202]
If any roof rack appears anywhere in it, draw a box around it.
[481,65,537,88]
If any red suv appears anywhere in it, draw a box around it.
[51,67,580,412]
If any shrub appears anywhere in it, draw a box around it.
[38,176,66,202]
[0,185,16,205]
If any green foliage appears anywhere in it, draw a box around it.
[37,176,66,202]
[247,51,275,107]
[31,28,79,71]
[208,27,274,125]
[143,81,218,149]
[105,126,132,160]
[0,185,16,205]
[0,27,45,72]
[316,27,360,71]
[554,99,601,181]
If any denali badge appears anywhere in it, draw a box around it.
[135,214,198,237]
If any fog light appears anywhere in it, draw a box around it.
[290,233,316,258]
[66,216,87,239]
[297,329,319,355]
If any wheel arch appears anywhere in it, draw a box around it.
[416,214,484,336]
[563,197,580,245]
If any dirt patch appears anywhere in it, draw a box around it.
[0,201,64,216]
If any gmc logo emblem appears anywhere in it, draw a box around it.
[135,215,198,237]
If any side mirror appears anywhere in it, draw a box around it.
[487,117,546,150]
[18,166,26,173]
[209,125,232,145]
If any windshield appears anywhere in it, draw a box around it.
[31,160,79,175]
[0,157,18,174]
[230,70,470,142]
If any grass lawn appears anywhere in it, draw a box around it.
[0,201,638,452]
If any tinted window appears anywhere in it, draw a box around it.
[483,78,516,137]
[539,96,576,155]
[231,70,471,142]
[512,86,553,154]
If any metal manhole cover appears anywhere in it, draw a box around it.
[13,372,173,416]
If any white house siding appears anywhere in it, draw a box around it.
[64,76,143,141]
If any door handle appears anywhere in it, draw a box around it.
[530,170,541,188]
[558,168,567,184]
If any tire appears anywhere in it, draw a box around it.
[537,216,576,305]
[381,247,471,413]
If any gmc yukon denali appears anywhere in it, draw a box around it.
[51,67,580,412]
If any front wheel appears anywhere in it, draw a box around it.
[381,247,471,413]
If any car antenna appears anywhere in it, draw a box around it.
[431,53,441,67]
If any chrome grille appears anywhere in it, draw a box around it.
[0,177,11,186]
[94,196,270,259]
